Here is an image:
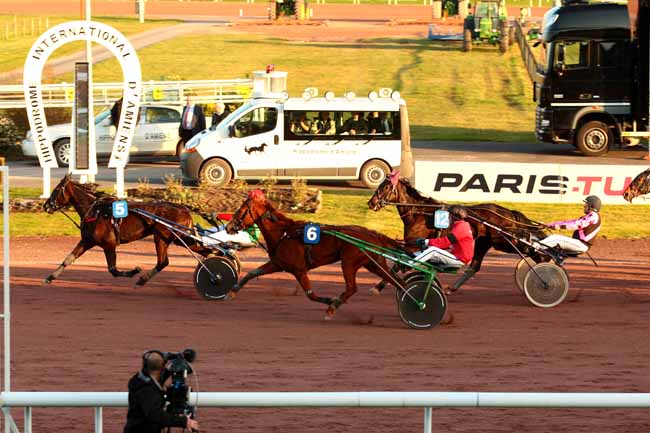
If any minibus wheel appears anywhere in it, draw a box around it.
[360,160,390,189]
[199,158,232,187]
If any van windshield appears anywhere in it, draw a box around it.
[212,103,252,130]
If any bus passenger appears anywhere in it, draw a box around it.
[290,112,311,135]
[311,112,336,135]
[340,112,368,135]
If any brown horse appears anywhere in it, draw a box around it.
[225,190,404,318]
[623,168,650,202]
[43,174,206,287]
[367,174,547,292]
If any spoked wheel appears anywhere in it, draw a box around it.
[514,257,537,293]
[397,280,447,330]
[523,262,569,308]
[193,256,239,300]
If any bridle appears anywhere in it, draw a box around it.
[44,178,101,229]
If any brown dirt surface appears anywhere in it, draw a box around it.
[3,236,650,432]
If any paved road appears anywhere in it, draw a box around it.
[7,140,649,191]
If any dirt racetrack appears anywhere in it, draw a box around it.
[2,236,650,432]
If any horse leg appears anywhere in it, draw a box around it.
[369,263,400,295]
[43,240,91,284]
[447,237,488,294]
[325,261,362,318]
[292,272,334,312]
[103,247,142,278]
[230,261,282,299]
[135,235,170,287]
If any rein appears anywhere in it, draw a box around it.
[385,201,544,229]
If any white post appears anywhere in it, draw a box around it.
[85,0,96,183]
[2,167,11,433]
[40,167,51,198]
[24,407,32,433]
[116,167,126,198]
[646,32,650,161]
[423,407,433,433]
[94,407,103,433]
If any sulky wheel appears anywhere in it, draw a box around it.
[193,256,239,301]
[397,279,447,330]
[395,271,429,303]
[523,262,569,308]
[514,257,537,293]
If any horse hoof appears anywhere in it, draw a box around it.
[134,280,146,288]
[323,315,332,321]
[231,284,241,292]
[227,291,237,300]
[135,266,142,273]
[444,286,458,296]
[42,277,52,285]
[369,287,381,296]
[441,312,454,325]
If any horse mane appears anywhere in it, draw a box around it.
[69,180,111,198]
[399,179,443,205]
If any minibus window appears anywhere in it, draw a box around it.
[285,110,400,140]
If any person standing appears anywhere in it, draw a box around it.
[211,101,231,128]
[178,93,206,146]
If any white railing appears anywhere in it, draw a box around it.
[0,79,254,109]
[2,391,650,433]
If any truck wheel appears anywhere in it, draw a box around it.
[463,29,472,52]
[576,121,611,157]
[199,159,232,187]
[53,138,71,167]
[360,160,390,189]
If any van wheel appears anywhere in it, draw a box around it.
[360,160,390,189]
[576,121,611,156]
[199,159,232,187]
[53,138,71,167]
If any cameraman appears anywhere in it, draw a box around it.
[124,351,199,433]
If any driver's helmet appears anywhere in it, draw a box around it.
[449,205,468,220]
[583,195,602,213]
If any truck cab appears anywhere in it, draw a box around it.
[534,2,636,156]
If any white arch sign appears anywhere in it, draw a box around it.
[23,20,141,175]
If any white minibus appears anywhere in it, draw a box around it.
[181,77,413,188]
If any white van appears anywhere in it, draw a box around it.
[21,104,183,166]
[181,75,412,188]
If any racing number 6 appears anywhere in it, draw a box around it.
[304,223,321,245]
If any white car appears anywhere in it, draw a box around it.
[21,104,184,166]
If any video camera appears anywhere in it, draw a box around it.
[160,349,197,418]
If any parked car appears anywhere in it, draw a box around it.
[21,104,183,166]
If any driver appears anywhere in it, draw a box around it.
[539,195,602,254]
[415,205,474,268]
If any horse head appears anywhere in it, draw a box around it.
[226,189,271,234]
[623,168,650,203]
[43,174,74,214]
[367,170,401,211]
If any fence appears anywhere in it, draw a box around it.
[2,391,650,433]
[514,20,540,82]
[0,79,254,109]
[0,16,50,41]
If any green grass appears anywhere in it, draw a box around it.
[6,189,648,238]
[0,15,179,74]
[75,34,537,142]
